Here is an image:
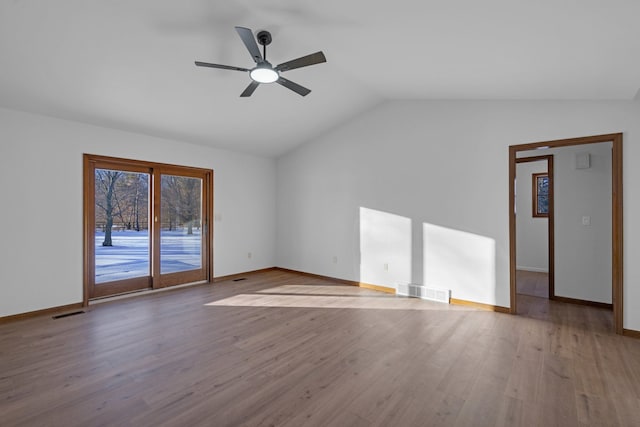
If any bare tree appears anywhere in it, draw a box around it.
[132,174,146,231]
[162,176,201,234]
[112,173,148,231]
[95,170,122,246]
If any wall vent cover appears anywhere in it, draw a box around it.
[396,284,450,304]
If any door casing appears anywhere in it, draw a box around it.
[509,133,623,334]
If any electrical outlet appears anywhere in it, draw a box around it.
[332,256,338,264]
[247,252,252,259]
[384,263,389,271]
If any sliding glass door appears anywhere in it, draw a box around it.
[84,155,212,300]
[156,170,208,287]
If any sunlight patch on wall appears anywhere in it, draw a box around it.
[423,223,496,301]
[359,207,412,289]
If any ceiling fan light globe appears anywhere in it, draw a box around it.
[250,67,279,84]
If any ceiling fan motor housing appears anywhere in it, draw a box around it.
[256,30,272,46]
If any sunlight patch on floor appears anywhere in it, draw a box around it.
[257,284,383,297]
[206,293,474,311]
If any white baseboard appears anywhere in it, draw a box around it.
[516,266,549,273]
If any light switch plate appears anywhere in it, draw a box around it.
[582,216,591,226]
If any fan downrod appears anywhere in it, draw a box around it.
[256,30,272,46]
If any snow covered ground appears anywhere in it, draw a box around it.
[95,229,201,283]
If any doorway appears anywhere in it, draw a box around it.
[515,155,554,302]
[83,155,213,301]
[509,133,623,334]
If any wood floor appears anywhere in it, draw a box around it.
[1,270,639,426]
[516,270,549,299]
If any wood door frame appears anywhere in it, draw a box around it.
[508,133,623,334]
[154,166,213,288]
[83,154,214,305]
[515,155,554,299]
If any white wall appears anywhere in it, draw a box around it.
[276,100,640,330]
[516,160,549,272]
[550,143,612,303]
[0,108,276,317]
[359,207,412,289]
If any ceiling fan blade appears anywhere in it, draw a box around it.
[277,77,311,96]
[240,81,260,97]
[195,61,250,72]
[275,51,326,72]
[235,26,263,63]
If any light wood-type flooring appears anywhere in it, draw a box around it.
[1,269,639,426]
[516,270,549,299]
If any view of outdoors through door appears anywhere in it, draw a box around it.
[160,175,203,274]
[95,169,150,283]
[84,155,212,300]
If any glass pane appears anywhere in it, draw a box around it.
[95,169,150,283]
[537,176,549,196]
[537,196,549,214]
[160,175,203,274]
[537,175,549,214]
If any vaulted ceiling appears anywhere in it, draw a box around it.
[1,1,639,157]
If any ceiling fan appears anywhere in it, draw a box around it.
[195,26,327,97]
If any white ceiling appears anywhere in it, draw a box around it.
[1,1,639,157]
